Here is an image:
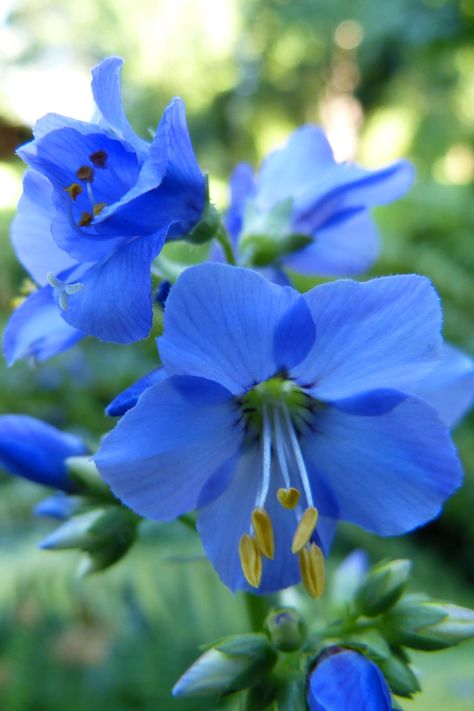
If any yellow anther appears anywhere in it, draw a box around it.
[277,487,301,510]
[291,506,319,554]
[76,165,94,182]
[251,508,275,559]
[90,150,108,168]
[238,534,262,588]
[78,211,93,227]
[93,202,107,216]
[64,182,83,200]
[299,543,325,598]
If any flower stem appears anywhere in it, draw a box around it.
[243,591,273,632]
[215,226,237,265]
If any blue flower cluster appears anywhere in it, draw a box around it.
[2,57,473,601]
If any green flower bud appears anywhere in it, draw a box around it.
[354,559,412,617]
[40,510,104,550]
[172,633,277,698]
[376,654,420,698]
[241,233,312,267]
[185,178,222,245]
[384,595,474,651]
[40,507,138,572]
[265,607,306,652]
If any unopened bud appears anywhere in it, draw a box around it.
[354,559,411,616]
[40,506,138,572]
[265,607,306,652]
[172,633,277,698]
[384,595,474,651]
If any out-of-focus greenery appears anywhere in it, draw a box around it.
[0,0,473,709]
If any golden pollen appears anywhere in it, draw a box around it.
[238,534,262,588]
[64,182,83,200]
[299,543,325,598]
[93,202,107,216]
[78,211,93,227]
[76,165,94,182]
[251,508,275,559]
[277,487,301,510]
[291,506,319,554]
[90,150,108,168]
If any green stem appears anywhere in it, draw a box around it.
[243,592,273,632]
[215,226,237,265]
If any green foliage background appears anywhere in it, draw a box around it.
[0,0,473,709]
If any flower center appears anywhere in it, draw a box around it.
[64,151,110,229]
[237,376,325,597]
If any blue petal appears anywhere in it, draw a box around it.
[95,98,206,237]
[20,128,140,224]
[60,229,167,342]
[11,170,77,285]
[106,368,167,416]
[414,342,474,428]
[273,295,316,371]
[293,275,442,401]
[91,57,149,156]
[308,650,392,711]
[252,125,413,233]
[158,263,304,394]
[284,209,379,277]
[225,162,256,242]
[301,394,462,536]
[197,443,301,594]
[95,375,243,521]
[3,286,83,365]
[34,492,81,519]
[31,114,104,141]
[256,126,335,209]
[291,160,414,235]
[0,415,86,491]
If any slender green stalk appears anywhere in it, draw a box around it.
[243,591,273,632]
[215,226,237,265]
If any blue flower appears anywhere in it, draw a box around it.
[0,415,87,491]
[4,57,206,363]
[95,263,462,595]
[224,127,414,276]
[307,649,393,711]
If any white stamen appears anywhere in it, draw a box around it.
[46,272,62,289]
[272,409,292,489]
[64,283,84,295]
[282,405,314,508]
[255,406,272,509]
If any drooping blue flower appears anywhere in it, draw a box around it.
[4,57,206,363]
[223,127,414,277]
[95,263,462,595]
[0,415,87,491]
[307,649,393,711]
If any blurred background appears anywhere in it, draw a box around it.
[0,0,473,709]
